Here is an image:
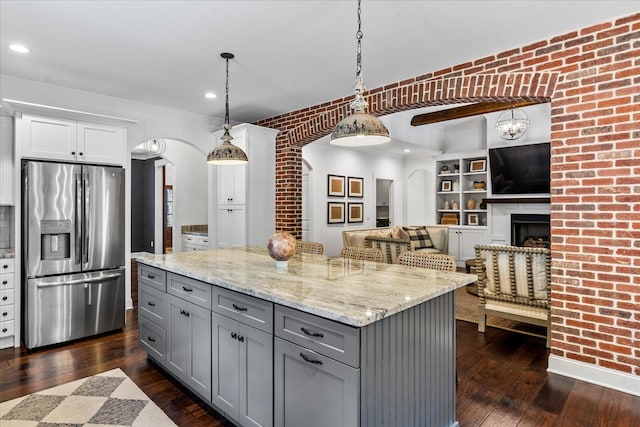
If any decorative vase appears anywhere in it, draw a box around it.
[473,181,486,190]
[267,232,297,268]
[451,200,459,210]
[444,200,450,210]
[452,179,460,192]
[467,198,476,210]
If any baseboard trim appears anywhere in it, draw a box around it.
[547,354,639,396]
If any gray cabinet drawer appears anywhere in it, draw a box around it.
[139,314,166,364]
[139,283,167,327]
[138,264,167,291]
[0,289,14,306]
[168,273,211,309]
[1,305,15,321]
[1,320,15,338]
[275,305,360,368]
[1,259,15,274]
[212,287,273,333]
[0,273,14,290]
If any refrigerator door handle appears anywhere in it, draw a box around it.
[82,173,90,264]
[36,272,122,288]
[75,173,83,265]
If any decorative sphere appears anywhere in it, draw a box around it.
[267,232,296,262]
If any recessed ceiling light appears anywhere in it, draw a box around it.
[404,149,411,153]
[204,92,216,99]
[9,44,29,53]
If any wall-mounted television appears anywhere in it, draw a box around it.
[488,142,550,195]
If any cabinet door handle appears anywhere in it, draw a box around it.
[232,303,248,312]
[2,264,7,269]
[147,274,155,279]
[231,332,237,339]
[147,336,156,342]
[179,309,190,317]
[71,151,76,155]
[300,352,322,365]
[238,335,244,343]
[182,286,193,292]
[2,281,7,285]
[2,328,6,333]
[2,296,7,301]
[300,327,324,338]
[147,301,156,307]
[79,152,84,156]
[2,312,7,317]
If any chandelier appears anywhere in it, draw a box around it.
[495,105,530,140]
[330,0,390,146]
[207,52,249,165]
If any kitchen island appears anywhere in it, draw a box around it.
[136,247,476,427]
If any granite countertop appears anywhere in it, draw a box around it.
[136,247,476,327]
[0,248,15,258]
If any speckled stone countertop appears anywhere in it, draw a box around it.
[136,247,476,327]
[0,248,15,258]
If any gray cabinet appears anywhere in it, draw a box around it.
[274,337,359,427]
[167,293,211,401]
[212,312,273,427]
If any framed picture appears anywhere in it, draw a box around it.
[327,174,345,197]
[469,159,486,172]
[327,202,345,224]
[441,180,452,192]
[347,202,364,223]
[467,213,479,225]
[347,176,364,198]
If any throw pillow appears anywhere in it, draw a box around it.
[402,227,434,249]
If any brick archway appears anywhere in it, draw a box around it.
[268,72,558,236]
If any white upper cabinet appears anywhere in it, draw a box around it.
[20,114,125,166]
[0,116,15,205]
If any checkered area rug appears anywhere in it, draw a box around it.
[0,368,176,426]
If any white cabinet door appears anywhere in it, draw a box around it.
[218,207,246,248]
[21,114,77,162]
[449,227,488,266]
[77,122,125,165]
[0,117,14,205]
[217,132,247,205]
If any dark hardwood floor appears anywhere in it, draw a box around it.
[1,265,638,426]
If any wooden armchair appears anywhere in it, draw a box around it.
[295,240,324,255]
[474,244,552,347]
[339,247,384,263]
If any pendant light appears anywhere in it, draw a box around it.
[143,138,166,155]
[495,105,530,140]
[330,0,390,146]
[207,52,248,165]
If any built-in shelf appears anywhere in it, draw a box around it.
[483,197,551,204]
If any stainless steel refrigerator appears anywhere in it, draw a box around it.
[22,161,125,349]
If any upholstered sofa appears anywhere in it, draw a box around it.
[342,225,449,264]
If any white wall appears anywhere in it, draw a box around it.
[302,139,404,256]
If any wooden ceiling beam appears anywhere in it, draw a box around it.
[410,100,544,127]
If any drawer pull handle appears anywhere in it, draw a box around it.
[148,336,156,342]
[232,303,248,312]
[2,281,7,285]
[300,327,324,338]
[182,286,193,292]
[300,353,322,365]
[231,332,237,339]
[147,274,156,279]
[2,328,6,333]
[2,312,7,316]
[2,265,7,269]
[2,296,7,301]
[147,302,156,307]
[238,335,244,343]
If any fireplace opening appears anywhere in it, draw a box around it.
[511,214,550,248]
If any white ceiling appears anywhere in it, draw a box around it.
[1,1,637,127]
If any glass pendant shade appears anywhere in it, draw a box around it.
[143,138,166,155]
[495,106,530,140]
[206,52,249,165]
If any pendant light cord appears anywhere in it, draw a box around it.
[355,0,363,85]
[224,56,230,126]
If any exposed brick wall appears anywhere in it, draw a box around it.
[256,13,640,376]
